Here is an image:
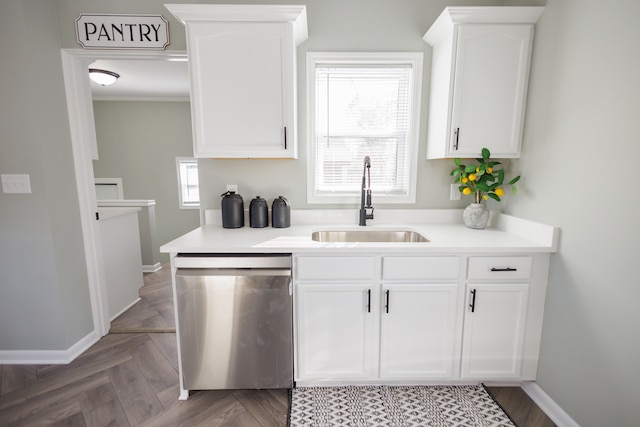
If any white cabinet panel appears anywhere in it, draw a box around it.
[468,256,532,280]
[188,22,294,158]
[379,284,458,379]
[423,7,543,159]
[295,256,375,281]
[461,282,529,379]
[168,5,307,159]
[295,283,377,380]
[382,256,459,280]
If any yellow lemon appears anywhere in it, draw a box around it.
[495,188,505,197]
[462,187,472,195]
[461,177,469,184]
[487,167,493,173]
[476,167,480,173]
[483,195,488,200]
[468,174,477,181]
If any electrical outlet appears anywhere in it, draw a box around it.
[450,183,461,201]
[226,184,238,193]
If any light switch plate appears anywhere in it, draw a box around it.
[450,183,461,201]
[1,174,32,194]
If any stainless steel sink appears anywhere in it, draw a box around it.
[311,229,429,243]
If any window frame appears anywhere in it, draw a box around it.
[306,52,423,204]
[176,157,200,209]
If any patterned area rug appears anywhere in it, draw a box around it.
[288,385,515,427]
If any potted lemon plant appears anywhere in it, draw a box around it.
[451,148,520,229]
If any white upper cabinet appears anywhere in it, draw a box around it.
[423,7,544,159]
[166,5,308,158]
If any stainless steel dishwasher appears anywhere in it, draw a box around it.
[174,254,292,390]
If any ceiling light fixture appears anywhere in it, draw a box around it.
[88,68,120,86]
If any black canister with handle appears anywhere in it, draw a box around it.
[221,191,244,228]
[271,196,290,228]
[249,196,269,228]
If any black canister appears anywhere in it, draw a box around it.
[221,191,244,228]
[249,196,268,228]
[271,196,290,228]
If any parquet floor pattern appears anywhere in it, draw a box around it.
[0,265,554,427]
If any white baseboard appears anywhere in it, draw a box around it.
[142,262,162,273]
[0,330,99,365]
[521,382,580,427]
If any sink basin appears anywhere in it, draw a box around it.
[312,229,429,243]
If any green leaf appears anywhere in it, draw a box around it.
[454,158,461,166]
[452,169,461,177]
[476,182,491,192]
[508,176,521,185]
[487,192,501,202]
[497,169,505,185]
[512,186,518,195]
[464,164,476,173]
[482,148,491,159]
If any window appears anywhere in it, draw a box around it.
[176,158,199,209]
[307,52,423,204]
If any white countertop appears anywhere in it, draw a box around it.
[160,209,559,254]
[98,206,141,221]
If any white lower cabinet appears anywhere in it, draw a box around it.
[379,283,458,379]
[294,253,547,384]
[294,255,461,383]
[295,283,377,380]
[461,282,529,379]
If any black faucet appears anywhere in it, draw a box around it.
[359,156,374,226]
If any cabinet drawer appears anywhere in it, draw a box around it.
[468,256,532,280]
[382,256,459,280]
[295,256,374,281]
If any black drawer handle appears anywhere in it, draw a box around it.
[366,289,371,313]
[469,289,477,313]
[491,267,517,272]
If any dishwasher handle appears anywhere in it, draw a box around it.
[176,268,291,277]
[174,254,291,269]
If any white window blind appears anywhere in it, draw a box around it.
[307,53,422,204]
[176,158,199,209]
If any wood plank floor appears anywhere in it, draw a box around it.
[0,265,555,426]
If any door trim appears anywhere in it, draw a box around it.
[60,48,188,340]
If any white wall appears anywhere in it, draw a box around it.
[507,0,640,425]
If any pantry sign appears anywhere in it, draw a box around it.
[76,14,169,49]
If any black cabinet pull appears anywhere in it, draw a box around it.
[384,289,390,313]
[283,126,287,150]
[491,267,517,272]
[366,289,371,313]
[469,289,477,313]
[454,127,460,150]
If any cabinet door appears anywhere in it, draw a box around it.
[188,22,295,158]
[379,284,459,379]
[461,283,529,379]
[450,24,533,158]
[295,283,377,380]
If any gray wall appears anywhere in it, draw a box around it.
[505,0,640,425]
[92,101,200,262]
[0,0,92,350]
